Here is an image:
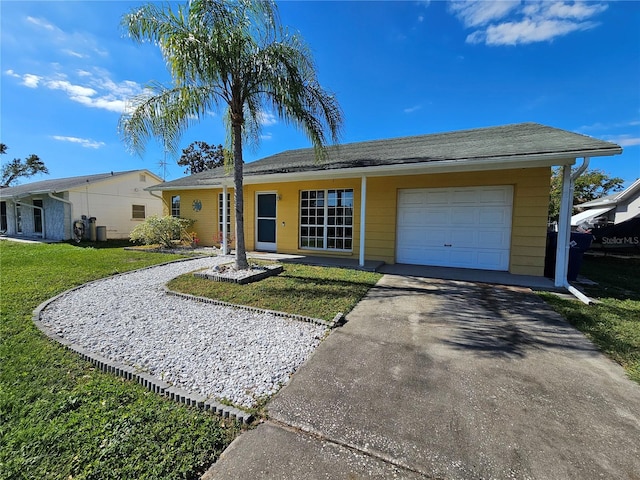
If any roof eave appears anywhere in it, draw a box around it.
[240,148,619,184]
[145,146,622,190]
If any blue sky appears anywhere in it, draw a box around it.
[1,0,639,186]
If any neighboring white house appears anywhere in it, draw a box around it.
[0,170,164,241]
[571,178,640,228]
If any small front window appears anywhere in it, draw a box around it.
[132,204,146,220]
[171,195,180,217]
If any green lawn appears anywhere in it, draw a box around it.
[167,262,383,322]
[0,241,241,480]
[539,254,640,383]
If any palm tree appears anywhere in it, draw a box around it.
[119,0,343,270]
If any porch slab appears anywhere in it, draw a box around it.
[378,263,559,291]
[247,251,384,272]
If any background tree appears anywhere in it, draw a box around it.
[120,0,342,270]
[1,144,49,187]
[177,141,226,174]
[549,167,625,221]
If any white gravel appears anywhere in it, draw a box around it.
[38,257,327,408]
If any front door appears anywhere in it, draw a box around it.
[256,193,277,251]
[33,199,43,235]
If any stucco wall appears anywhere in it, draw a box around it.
[163,167,551,276]
[68,172,163,239]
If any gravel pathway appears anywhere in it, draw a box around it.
[39,257,327,408]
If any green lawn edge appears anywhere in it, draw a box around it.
[0,241,242,480]
[539,255,640,384]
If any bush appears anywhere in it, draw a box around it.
[129,216,195,248]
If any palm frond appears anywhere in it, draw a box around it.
[119,83,220,156]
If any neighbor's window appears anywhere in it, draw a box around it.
[218,192,231,236]
[132,204,146,220]
[171,195,180,217]
[300,189,353,250]
[139,173,146,182]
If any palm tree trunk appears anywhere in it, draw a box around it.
[232,121,249,270]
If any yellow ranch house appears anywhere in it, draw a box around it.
[149,123,621,285]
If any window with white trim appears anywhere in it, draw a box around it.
[132,204,146,220]
[218,192,231,236]
[300,189,353,250]
[171,195,180,217]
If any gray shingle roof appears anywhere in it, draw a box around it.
[152,123,622,190]
[0,170,146,198]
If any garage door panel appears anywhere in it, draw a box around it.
[422,208,451,225]
[450,229,477,246]
[477,251,509,270]
[424,228,449,245]
[451,189,478,204]
[451,208,476,225]
[480,188,512,204]
[397,186,513,271]
[399,191,426,205]
[399,209,428,226]
[477,229,510,248]
[424,190,450,205]
[479,207,510,225]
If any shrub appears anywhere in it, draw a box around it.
[129,215,195,248]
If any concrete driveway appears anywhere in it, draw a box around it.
[206,274,640,479]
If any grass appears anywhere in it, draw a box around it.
[167,262,382,322]
[539,254,640,383]
[0,241,241,480]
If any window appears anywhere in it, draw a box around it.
[171,195,180,217]
[132,204,146,220]
[300,189,353,250]
[218,192,231,237]
[1,201,7,232]
[16,204,22,233]
[33,199,43,234]
[139,173,146,182]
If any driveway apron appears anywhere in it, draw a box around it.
[207,274,640,479]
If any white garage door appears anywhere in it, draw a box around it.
[396,186,513,271]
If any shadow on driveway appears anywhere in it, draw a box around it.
[207,274,640,480]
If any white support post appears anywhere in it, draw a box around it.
[555,164,573,287]
[222,185,229,255]
[359,176,367,267]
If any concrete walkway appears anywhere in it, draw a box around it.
[206,274,640,479]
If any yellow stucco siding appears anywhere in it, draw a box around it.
[162,190,235,246]
[161,165,551,275]
[243,179,362,257]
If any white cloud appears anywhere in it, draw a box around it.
[26,16,56,31]
[468,18,594,46]
[51,136,106,149]
[47,79,97,98]
[449,1,520,28]
[25,15,109,60]
[5,70,42,88]
[605,135,640,147]
[450,0,608,46]
[258,111,277,127]
[7,68,143,114]
[404,105,422,114]
[63,49,88,59]
[22,74,42,88]
[260,133,273,141]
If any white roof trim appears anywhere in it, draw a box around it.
[571,206,614,226]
